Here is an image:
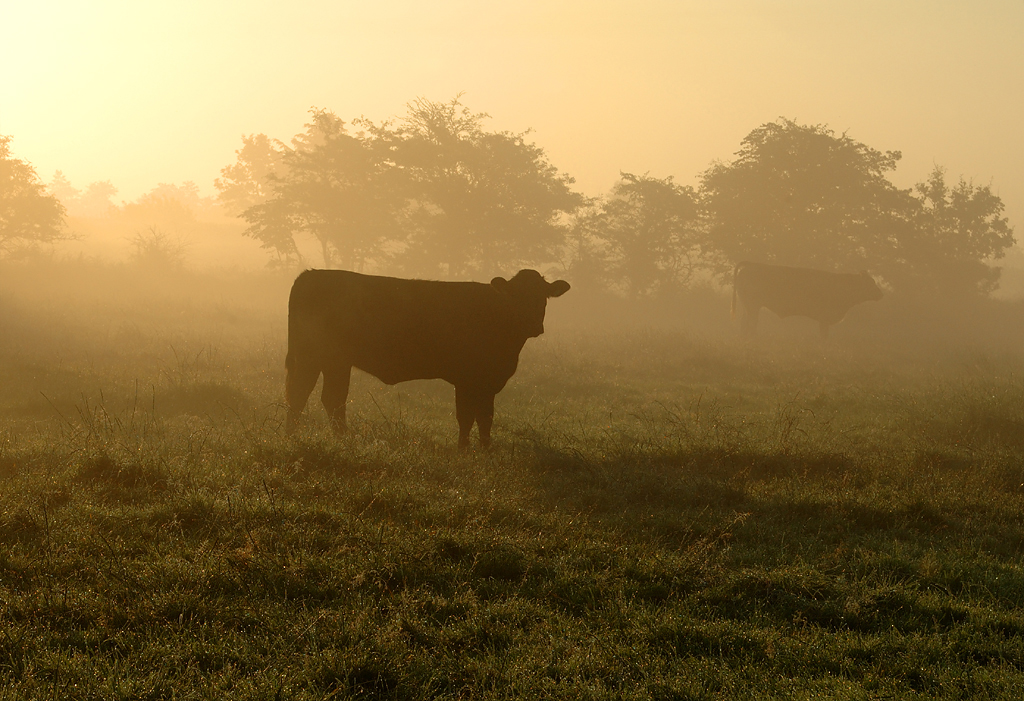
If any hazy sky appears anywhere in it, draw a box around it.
[2,0,1022,231]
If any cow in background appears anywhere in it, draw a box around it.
[285,269,570,448]
[732,261,883,338]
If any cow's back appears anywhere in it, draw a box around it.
[739,264,831,317]
[288,270,522,387]
[735,261,880,326]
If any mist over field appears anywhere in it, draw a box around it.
[4,1,1024,697]
[4,141,1024,695]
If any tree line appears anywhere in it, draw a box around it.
[216,99,1014,298]
[1,98,1015,298]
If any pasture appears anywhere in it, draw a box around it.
[2,260,1024,699]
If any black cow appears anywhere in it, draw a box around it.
[285,269,570,447]
[732,261,882,338]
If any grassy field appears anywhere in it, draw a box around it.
[2,261,1024,699]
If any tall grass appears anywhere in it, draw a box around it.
[2,260,1024,698]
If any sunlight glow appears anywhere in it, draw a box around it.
[1,0,1021,230]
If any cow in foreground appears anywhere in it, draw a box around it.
[285,269,570,448]
[732,261,883,338]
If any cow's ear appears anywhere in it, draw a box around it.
[548,280,571,298]
[491,276,509,291]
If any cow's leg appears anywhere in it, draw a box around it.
[321,364,352,434]
[476,393,496,448]
[285,357,320,435]
[454,385,477,449]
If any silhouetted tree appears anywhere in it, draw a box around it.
[701,119,911,278]
[77,181,118,217]
[559,200,612,294]
[701,119,1014,295]
[128,226,188,270]
[386,97,583,278]
[0,135,66,255]
[224,99,583,275]
[49,172,118,217]
[214,134,284,215]
[903,166,1015,296]
[592,172,714,298]
[48,170,79,204]
[235,110,403,269]
[120,183,200,235]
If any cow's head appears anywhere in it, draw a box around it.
[491,269,571,337]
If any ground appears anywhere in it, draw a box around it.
[1,260,1023,699]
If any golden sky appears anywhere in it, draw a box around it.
[2,0,1022,229]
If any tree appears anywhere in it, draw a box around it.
[120,183,199,232]
[48,172,118,217]
[222,99,584,276]
[77,181,118,217]
[701,119,913,278]
[214,134,284,215]
[0,135,66,255]
[234,110,403,269]
[127,226,188,270]
[48,170,80,204]
[559,199,613,294]
[387,97,584,278]
[591,172,713,298]
[700,118,1014,295]
[904,166,1015,296]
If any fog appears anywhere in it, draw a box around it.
[2,2,1022,213]
[7,7,1024,691]
[2,0,1024,401]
